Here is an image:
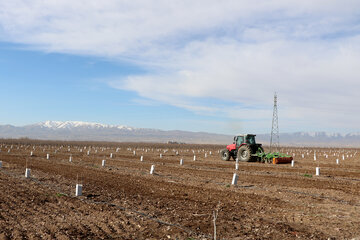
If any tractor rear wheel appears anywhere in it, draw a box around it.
[220,149,230,161]
[237,145,252,162]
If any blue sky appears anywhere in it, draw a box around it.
[1,1,360,134]
[0,42,234,133]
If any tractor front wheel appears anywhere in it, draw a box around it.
[220,149,230,161]
[237,145,252,162]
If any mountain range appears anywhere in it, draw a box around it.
[0,121,230,144]
[1,121,360,147]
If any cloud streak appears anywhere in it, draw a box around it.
[1,0,360,132]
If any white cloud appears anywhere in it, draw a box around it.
[1,0,360,132]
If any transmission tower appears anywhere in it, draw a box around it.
[270,92,280,153]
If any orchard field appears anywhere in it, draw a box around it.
[0,140,360,239]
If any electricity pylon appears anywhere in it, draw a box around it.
[270,92,280,153]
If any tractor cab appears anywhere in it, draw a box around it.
[234,134,256,147]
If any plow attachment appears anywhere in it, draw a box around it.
[257,152,293,164]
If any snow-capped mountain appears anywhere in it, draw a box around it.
[256,131,360,147]
[297,132,346,138]
[31,121,134,130]
[1,121,360,146]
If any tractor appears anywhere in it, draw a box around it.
[220,134,264,162]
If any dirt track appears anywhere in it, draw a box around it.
[1,142,360,239]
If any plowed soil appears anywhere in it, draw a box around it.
[1,141,360,239]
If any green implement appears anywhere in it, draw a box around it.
[257,152,292,164]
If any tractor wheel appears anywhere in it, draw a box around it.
[237,145,252,162]
[220,149,230,161]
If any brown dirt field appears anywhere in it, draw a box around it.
[0,141,360,239]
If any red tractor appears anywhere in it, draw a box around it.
[220,134,264,162]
